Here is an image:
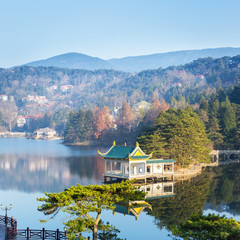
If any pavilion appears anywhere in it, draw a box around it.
[99,141,175,183]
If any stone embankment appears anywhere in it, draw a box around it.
[0,132,25,138]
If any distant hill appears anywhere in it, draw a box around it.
[24,52,110,70]
[24,47,240,72]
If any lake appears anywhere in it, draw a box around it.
[0,138,240,240]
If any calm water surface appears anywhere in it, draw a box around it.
[0,138,240,239]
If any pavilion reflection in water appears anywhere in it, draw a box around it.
[114,181,175,220]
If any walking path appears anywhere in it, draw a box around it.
[174,162,217,180]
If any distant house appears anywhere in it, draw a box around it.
[237,63,240,68]
[196,74,205,80]
[33,128,57,139]
[0,95,8,101]
[22,95,48,104]
[99,142,175,183]
[113,107,120,117]
[17,116,26,127]
[60,85,73,92]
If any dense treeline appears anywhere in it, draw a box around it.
[63,97,169,145]
[138,106,211,167]
[64,109,93,143]
[63,84,240,156]
[196,85,240,149]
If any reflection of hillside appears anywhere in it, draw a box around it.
[0,153,104,193]
[67,155,104,183]
[147,171,211,228]
[206,166,240,215]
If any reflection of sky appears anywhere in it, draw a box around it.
[0,190,66,230]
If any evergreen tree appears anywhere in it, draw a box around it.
[169,212,240,240]
[229,85,240,104]
[138,107,211,167]
[199,99,209,112]
[227,119,240,149]
[220,97,236,136]
[38,181,145,240]
[64,109,93,143]
[207,116,224,149]
[209,99,220,118]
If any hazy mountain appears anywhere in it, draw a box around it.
[108,47,240,72]
[24,47,240,72]
[25,52,110,70]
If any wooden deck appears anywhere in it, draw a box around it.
[103,173,174,183]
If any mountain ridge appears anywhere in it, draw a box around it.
[24,47,240,72]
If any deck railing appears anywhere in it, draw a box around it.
[7,228,66,240]
[0,215,17,229]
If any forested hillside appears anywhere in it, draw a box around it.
[0,55,240,111]
[0,54,240,137]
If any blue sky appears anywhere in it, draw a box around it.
[0,0,240,68]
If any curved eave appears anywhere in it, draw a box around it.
[98,145,115,157]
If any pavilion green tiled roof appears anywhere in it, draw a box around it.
[101,146,136,159]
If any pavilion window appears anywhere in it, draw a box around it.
[164,164,173,172]
[164,185,173,193]
[112,162,121,171]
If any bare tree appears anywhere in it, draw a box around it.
[0,101,18,132]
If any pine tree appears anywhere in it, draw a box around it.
[229,85,240,104]
[207,116,224,149]
[138,107,210,167]
[209,99,220,118]
[64,109,93,143]
[220,97,236,136]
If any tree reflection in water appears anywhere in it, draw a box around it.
[207,165,240,215]
[0,152,104,192]
[146,171,211,228]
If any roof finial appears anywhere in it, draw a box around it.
[136,142,139,147]
[113,141,116,146]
